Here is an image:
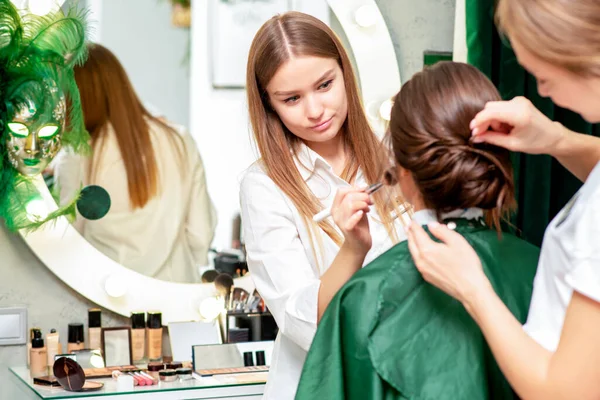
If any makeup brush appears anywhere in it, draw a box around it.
[312,183,383,223]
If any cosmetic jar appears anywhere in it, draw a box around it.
[167,361,183,370]
[147,362,165,379]
[159,369,177,383]
[176,367,192,381]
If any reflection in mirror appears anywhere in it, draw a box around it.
[52,42,217,284]
[102,327,133,367]
[28,0,219,284]
[72,349,105,369]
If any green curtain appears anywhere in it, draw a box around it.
[465,0,600,246]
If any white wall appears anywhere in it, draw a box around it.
[87,0,190,127]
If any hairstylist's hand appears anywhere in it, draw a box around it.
[406,221,492,304]
[471,96,565,155]
[331,187,373,254]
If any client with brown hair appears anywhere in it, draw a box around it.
[295,62,539,400]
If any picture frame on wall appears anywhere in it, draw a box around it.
[209,0,293,89]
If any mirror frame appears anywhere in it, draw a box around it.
[101,327,133,367]
[18,0,400,324]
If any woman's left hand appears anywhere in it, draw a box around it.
[406,221,492,304]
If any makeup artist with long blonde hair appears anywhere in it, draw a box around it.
[406,0,600,399]
[240,12,402,399]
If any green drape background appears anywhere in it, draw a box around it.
[465,0,600,246]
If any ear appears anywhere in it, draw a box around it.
[397,165,411,177]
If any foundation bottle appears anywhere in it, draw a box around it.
[130,312,146,363]
[88,309,102,350]
[26,327,39,367]
[67,323,85,353]
[146,311,162,362]
[46,329,61,374]
[30,328,47,378]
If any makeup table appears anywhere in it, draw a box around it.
[8,367,265,400]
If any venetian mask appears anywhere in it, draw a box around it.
[4,79,66,176]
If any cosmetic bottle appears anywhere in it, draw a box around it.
[146,311,162,362]
[88,309,102,350]
[30,328,47,378]
[130,312,146,363]
[67,323,85,353]
[46,329,61,374]
[26,327,38,367]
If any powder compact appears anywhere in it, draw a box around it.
[159,369,177,382]
[176,367,193,380]
[53,357,104,392]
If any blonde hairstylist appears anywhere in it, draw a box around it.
[240,12,402,399]
[407,1,600,399]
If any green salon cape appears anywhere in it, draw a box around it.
[296,218,539,400]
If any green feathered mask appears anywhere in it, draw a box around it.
[0,0,90,231]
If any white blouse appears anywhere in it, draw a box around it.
[54,119,217,283]
[239,144,405,399]
[524,161,600,351]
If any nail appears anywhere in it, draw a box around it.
[469,119,476,129]
[472,136,484,143]
[471,127,479,136]
[428,221,440,229]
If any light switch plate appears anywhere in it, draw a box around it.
[0,307,27,345]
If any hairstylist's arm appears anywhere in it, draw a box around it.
[470,97,600,182]
[407,222,600,400]
[317,187,372,322]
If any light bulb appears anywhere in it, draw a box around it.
[25,198,49,221]
[105,274,128,298]
[90,352,105,368]
[199,297,225,321]
[354,5,378,28]
[28,0,57,16]
[379,99,394,121]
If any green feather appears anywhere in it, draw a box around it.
[0,0,90,232]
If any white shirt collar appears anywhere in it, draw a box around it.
[293,142,368,185]
[412,208,484,226]
[294,142,332,181]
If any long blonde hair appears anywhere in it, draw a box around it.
[246,11,399,251]
[496,0,600,76]
[74,43,184,209]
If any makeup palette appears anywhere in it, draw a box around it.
[84,365,141,378]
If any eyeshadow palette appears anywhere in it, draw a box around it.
[83,365,141,378]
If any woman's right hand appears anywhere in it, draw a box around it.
[470,96,565,155]
[330,187,373,254]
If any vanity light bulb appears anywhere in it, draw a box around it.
[27,0,57,16]
[90,353,105,368]
[199,297,225,321]
[104,274,128,298]
[25,199,49,221]
[379,99,394,121]
[354,5,378,28]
